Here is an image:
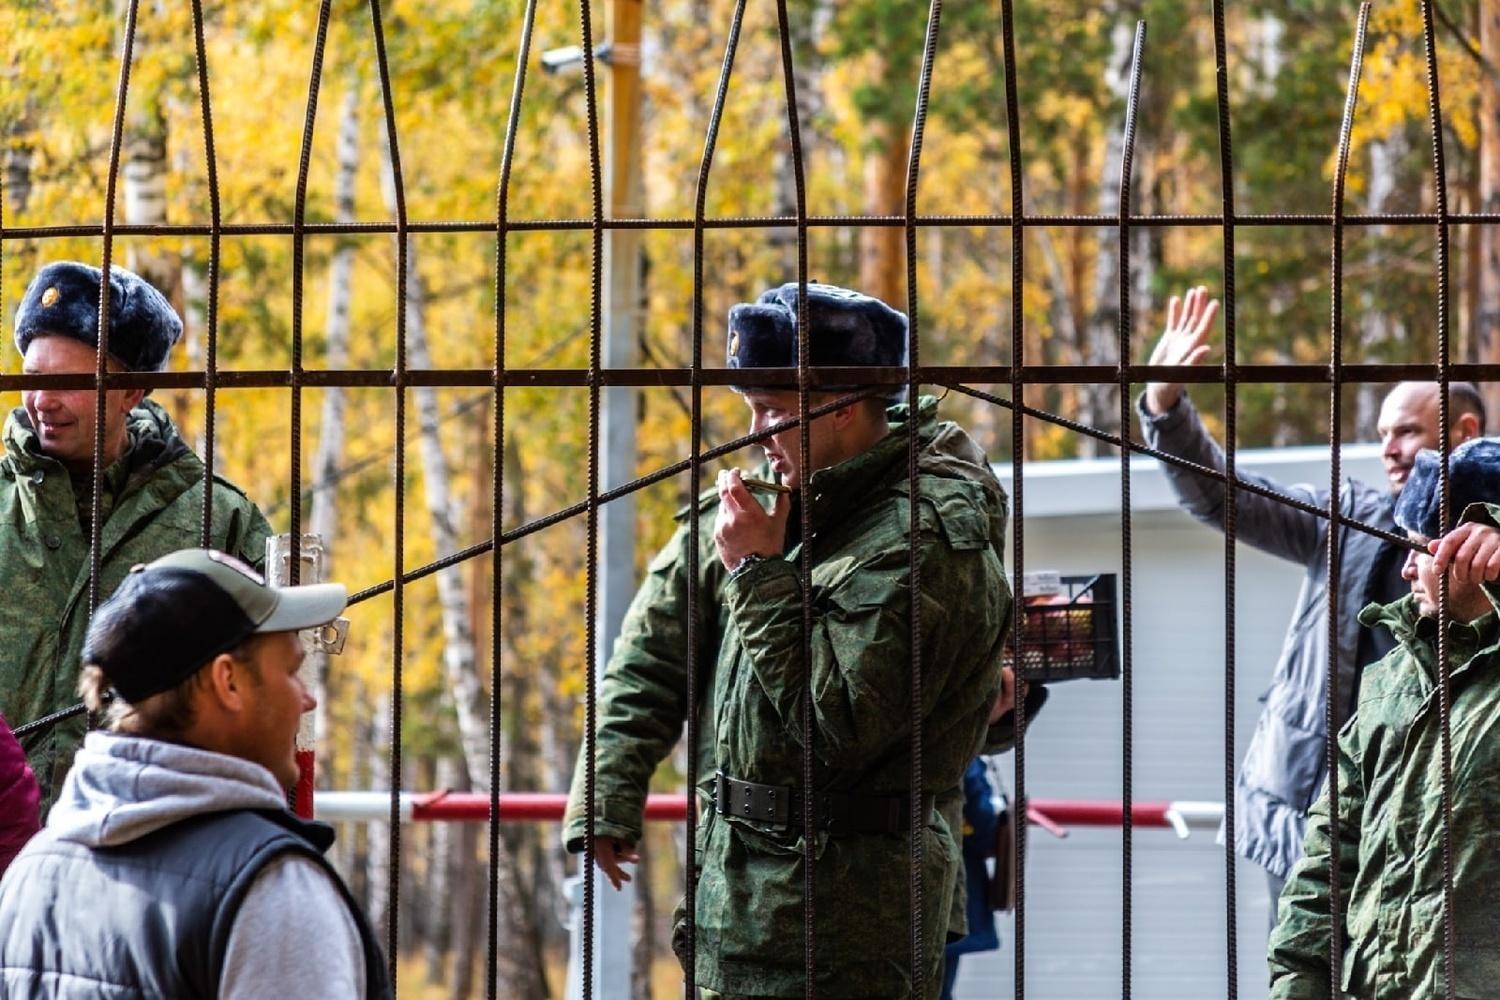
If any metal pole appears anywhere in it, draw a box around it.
[568,4,643,999]
[268,532,328,818]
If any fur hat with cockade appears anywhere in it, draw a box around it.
[727,282,907,396]
[14,261,181,373]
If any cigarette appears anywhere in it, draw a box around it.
[741,477,791,495]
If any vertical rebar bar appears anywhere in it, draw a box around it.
[1116,22,1147,1000]
[768,2,816,994]
[490,3,537,996]
[368,0,411,987]
[998,1,1028,994]
[1209,3,1239,991]
[1416,3,1458,994]
[904,1,944,992]
[686,2,749,992]
[188,0,222,546]
[90,0,140,614]
[1326,9,1372,995]
[578,0,607,991]
[289,0,334,593]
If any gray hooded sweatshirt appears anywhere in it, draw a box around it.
[4,732,364,998]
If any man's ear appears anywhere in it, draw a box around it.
[829,400,859,430]
[118,387,146,414]
[1452,411,1481,445]
[202,652,247,714]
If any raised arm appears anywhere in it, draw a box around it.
[1142,285,1219,419]
[1138,286,1328,565]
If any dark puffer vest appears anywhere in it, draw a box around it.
[0,807,389,999]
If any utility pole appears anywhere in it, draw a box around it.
[565,2,643,998]
[1479,3,1500,420]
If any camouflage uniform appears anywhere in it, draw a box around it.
[1268,502,1500,998]
[564,398,1011,999]
[0,400,271,807]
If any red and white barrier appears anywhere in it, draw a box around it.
[312,791,1224,839]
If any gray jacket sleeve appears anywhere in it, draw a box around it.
[1135,392,1328,565]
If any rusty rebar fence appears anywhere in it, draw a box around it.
[1,0,1479,998]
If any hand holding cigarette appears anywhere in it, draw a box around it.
[740,476,791,495]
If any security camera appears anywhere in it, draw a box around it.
[540,42,614,75]
[540,45,586,74]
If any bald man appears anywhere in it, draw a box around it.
[1137,286,1489,927]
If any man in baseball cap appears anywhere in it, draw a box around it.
[0,548,389,999]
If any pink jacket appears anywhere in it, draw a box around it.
[0,712,40,874]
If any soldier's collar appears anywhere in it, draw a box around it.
[803,398,936,519]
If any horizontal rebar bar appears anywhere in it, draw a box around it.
[5,211,1500,240]
[0,362,1492,393]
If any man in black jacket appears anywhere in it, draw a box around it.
[0,549,388,999]
[1137,285,1491,924]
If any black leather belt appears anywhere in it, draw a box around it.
[714,770,923,836]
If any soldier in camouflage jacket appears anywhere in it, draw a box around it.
[564,283,1016,998]
[1,262,271,809]
[1269,442,1500,999]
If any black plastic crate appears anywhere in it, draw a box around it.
[1002,573,1120,683]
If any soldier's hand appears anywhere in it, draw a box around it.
[593,836,639,891]
[1429,522,1500,584]
[1144,285,1218,416]
[989,666,1017,724]
[714,469,789,571]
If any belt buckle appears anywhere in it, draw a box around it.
[740,778,787,829]
[715,771,790,830]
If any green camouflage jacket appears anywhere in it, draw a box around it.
[1268,503,1500,999]
[563,398,1012,999]
[0,400,271,808]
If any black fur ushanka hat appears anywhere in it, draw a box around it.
[727,282,908,394]
[14,261,182,372]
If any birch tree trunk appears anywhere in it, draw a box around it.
[1079,21,1137,457]
[115,1,173,300]
[425,755,457,987]
[769,1,825,276]
[378,133,549,998]
[499,436,572,971]
[5,102,36,218]
[378,216,489,789]
[170,81,205,449]
[179,239,207,453]
[123,112,170,293]
[448,758,481,1000]
[508,437,577,957]
[309,81,361,764]
[450,406,490,999]
[1356,134,1401,432]
[365,692,393,939]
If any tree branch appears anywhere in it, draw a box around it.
[1434,1,1491,73]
